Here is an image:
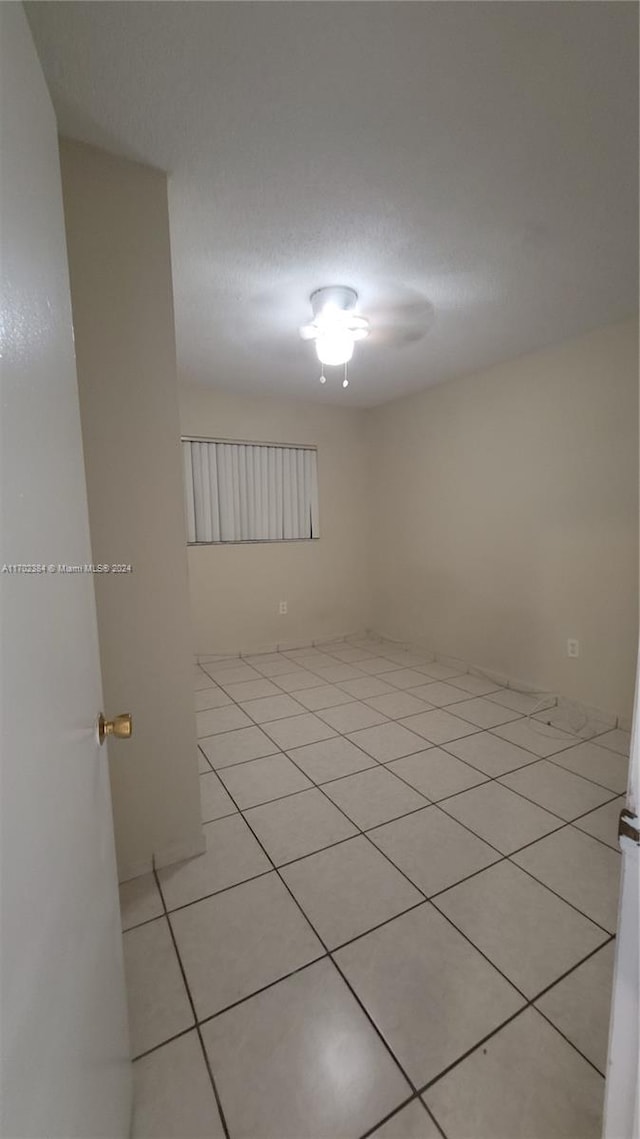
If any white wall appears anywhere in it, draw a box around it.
[179,386,372,654]
[367,319,638,719]
[60,140,203,881]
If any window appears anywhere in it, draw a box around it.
[182,438,320,543]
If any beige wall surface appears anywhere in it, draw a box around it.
[60,141,203,881]
[367,319,638,719]
[179,386,372,654]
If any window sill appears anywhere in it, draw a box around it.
[187,538,320,546]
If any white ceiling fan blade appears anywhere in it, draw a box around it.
[367,299,436,347]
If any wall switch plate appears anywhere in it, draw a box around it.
[279,601,288,615]
[567,638,580,658]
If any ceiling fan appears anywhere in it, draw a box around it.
[300,286,368,366]
[299,284,433,389]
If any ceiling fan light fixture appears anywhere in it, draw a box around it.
[300,285,369,372]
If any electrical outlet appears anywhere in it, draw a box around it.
[279,601,287,615]
[567,638,580,658]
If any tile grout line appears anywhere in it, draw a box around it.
[201,808,238,825]
[132,892,611,1118]
[160,867,275,918]
[379,745,623,837]
[200,721,625,849]
[199,686,626,801]
[418,932,615,1100]
[357,1093,448,1139]
[183,772,426,1137]
[228,777,431,828]
[202,642,630,739]
[192,954,329,1030]
[226,742,619,936]
[434,727,626,796]
[201,719,622,841]
[150,838,612,1137]
[357,1095,440,1139]
[151,866,232,1139]
[533,1003,610,1080]
[371,637,628,736]
[239,687,622,960]
[131,1023,197,1064]
[263,641,625,751]
[500,855,618,937]
[223,691,620,1053]
[203,658,626,790]
[220,670,621,933]
[544,752,630,795]
[432,784,621,861]
[183,648,626,1128]
[425,800,618,936]
[418,1004,548,1102]
[197,741,283,774]
[195,686,619,938]
[216,687,482,772]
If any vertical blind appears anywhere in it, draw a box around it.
[182,439,320,543]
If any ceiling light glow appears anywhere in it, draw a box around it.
[300,285,369,377]
[316,329,354,366]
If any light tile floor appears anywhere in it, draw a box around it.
[126,638,629,1138]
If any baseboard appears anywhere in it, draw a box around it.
[370,629,626,733]
[195,629,368,663]
[196,624,628,733]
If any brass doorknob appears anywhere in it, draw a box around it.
[98,712,133,745]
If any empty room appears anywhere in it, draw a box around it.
[2,3,639,1139]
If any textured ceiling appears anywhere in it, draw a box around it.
[27,1,638,406]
